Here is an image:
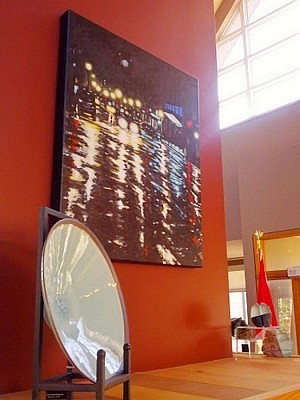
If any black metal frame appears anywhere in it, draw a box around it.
[32,206,131,400]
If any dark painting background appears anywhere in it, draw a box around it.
[54,11,202,266]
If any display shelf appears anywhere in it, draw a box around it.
[234,325,280,358]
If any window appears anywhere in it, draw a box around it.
[229,290,247,321]
[228,269,248,352]
[228,268,247,321]
[216,0,300,129]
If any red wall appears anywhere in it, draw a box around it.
[0,0,231,393]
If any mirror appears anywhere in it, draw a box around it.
[41,218,128,382]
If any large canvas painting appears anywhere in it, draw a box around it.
[52,10,202,267]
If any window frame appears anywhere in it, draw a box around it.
[216,0,300,129]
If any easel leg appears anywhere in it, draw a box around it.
[123,380,130,400]
[96,349,105,400]
[32,389,39,400]
[123,343,131,400]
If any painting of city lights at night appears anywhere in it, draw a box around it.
[52,10,202,267]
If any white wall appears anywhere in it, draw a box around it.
[221,100,300,312]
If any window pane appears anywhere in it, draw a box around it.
[250,35,300,86]
[219,93,249,128]
[217,35,244,69]
[218,64,247,100]
[268,279,297,353]
[230,291,248,352]
[222,8,242,37]
[247,2,300,54]
[245,0,295,24]
[264,236,300,271]
[229,291,247,320]
[228,270,246,290]
[252,71,300,115]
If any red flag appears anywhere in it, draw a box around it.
[257,251,278,326]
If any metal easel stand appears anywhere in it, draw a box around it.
[32,207,131,400]
[32,345,131,400]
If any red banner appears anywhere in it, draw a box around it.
[257,252,278,326]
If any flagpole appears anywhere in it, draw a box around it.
[254,229,263,261]
[254,229,278,326]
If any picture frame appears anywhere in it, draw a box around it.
[52,10,202,267]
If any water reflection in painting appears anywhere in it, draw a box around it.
[55,11,202,266]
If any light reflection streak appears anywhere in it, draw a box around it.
[66,188,80,215]
[84,167,96,202]
[132,153,144,184]
[81,122,100,165]
[62,116,202,265]
[156,244,179,265]
[70,169,84,182]
[114,145,127,184]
